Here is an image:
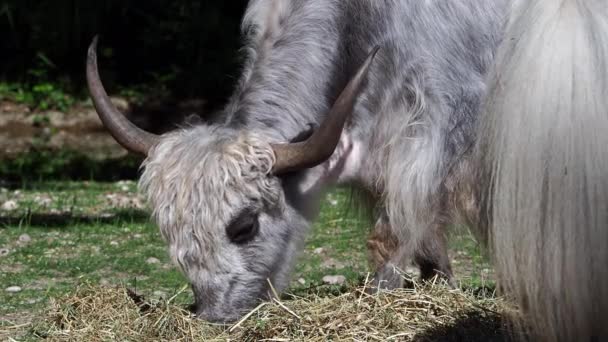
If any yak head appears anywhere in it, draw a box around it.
[86,37,377,322]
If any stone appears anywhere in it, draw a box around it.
[33,195,53,207]
[1,200,18,211]
[322,275,346,285]
[18,234,31,243]
[5,286,22,293]
[146,257,160,264]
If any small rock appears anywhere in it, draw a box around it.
[18,234,32,243]
[322,275,346,285]
[105,193,145,209]
[313,247,324,254]
[1,200,18,211]
[146,257,160,264]
[33,195,53,207]
[5,286,22,293]
[0,248,10,257]
[110,241,119,246]
[100,279,111,286]
[297,278,306,285]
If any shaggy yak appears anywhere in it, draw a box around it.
[87,0,608,340]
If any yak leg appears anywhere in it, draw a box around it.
[367,212,453,290]
[414,222,454,286]
[366,214,398,271]
[366,215,403,290]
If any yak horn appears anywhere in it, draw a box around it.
[271,46,379,174]
[86,36,159,156]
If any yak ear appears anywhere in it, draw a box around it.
[289,123,317,143]
[316,129,361,184]
[295,129,363,196]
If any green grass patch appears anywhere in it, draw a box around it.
[0,181,494,340]
[0,150,142,184]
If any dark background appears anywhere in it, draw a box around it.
[0,1,252,182]
[0,0,249,109]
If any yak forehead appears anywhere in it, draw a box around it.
[139,125,281,269]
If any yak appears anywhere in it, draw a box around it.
[86,0,608,340]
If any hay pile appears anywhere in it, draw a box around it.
[28,281,515,341]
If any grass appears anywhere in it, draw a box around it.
[0,181,185,316]
[0,181,501,340]
[25,281,514,341]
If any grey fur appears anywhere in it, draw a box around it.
[137,0,510,324]
[98,0,608,339]
[476,0,608,340]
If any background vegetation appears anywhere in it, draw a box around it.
[0,1,251,183]
[1,0,247,110]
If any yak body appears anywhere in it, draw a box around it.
[140,0,507,322]
[90,0,608,340]
[478,1,608,340]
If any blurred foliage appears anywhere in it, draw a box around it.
[0,51,76,111]
[0,149,142,184]
[0,0,248,109]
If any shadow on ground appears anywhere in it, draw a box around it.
[0,209,149,228]
[414,311,516,342]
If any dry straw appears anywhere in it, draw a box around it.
[13,279,517,341]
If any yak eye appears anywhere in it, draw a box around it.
[226,210,259,244]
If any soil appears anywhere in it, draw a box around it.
[0,97,212,158]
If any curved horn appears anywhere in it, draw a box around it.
[86,36,159,156]
[271,46,379,174]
